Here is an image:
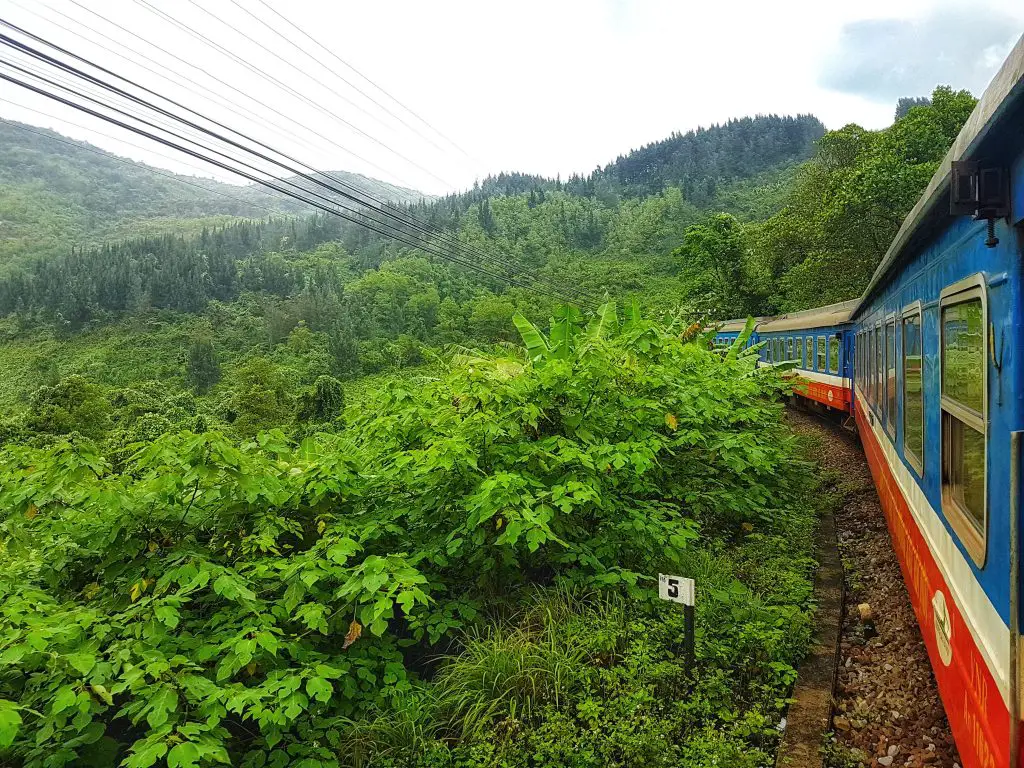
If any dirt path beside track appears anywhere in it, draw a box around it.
[787,407,960,768]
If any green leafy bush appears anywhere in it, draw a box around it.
[0,306,811,767]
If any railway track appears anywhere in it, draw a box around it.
[788,406,961,768]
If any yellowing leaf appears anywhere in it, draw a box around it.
[129,581,147,602]
[342,620,362,650]
[90,683,114,705]
[316,520,326,535]
[24,504,38,520]
[741,522,754,533]
[83,583,100,600]
[245,662,258,676]
[665,413,678,431]
[148,541,159,553]
[495,517,504,530]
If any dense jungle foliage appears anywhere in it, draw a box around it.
[0,84,978,767]
[0,309,818,768]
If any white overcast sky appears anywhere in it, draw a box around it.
[0,0,1021,196]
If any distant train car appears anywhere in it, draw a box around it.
[715,34,1024,768]
[756,300,858,413]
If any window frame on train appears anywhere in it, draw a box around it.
[828,334,840,375]
[854,333,861,390]
[872,325,880,409]
[901,302,924,477]
[874,323,882,413]
[885,315,897,438]
[805,336,813,369]
[816,335,826,372]
[859,331,866,392]
[939,275,988,567]
[786,336,794,362]
[795,336,804,368]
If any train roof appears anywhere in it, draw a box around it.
[717,318,761,332]
[854,33,1024,315]
[758,299,860,332]
[714,299,858,334]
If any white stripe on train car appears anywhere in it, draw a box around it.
[856,385,1010,703]
[791,368,847,388]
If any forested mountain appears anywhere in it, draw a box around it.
[422,114,825,214]
[0,86,979,768]
[0,119,431,264]
[592,114,825,200]
[0,95,970,408]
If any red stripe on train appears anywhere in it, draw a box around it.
[855,399,1010,768]
[793,378,851,412]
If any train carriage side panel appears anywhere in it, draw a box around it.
[849,41,1024,768]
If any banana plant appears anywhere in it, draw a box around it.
[725,317,757,361]
[513,301,619,366]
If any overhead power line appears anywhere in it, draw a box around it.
[1,114,284,218]
[0,20,594,307]
[132,0,457,190]
[0,15,595,304]
[250,0,480,166]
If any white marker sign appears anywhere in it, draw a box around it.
[658,574,695,605]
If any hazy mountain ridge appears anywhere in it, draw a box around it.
[0,118,433,264]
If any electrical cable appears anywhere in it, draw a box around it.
[0,22,595,303]
[0,114,283,217]
[134,0,456,190]
[251,0,480,165]
[0,64,581,302]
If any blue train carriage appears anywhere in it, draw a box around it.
[849,34,1024,768]
[712,317,761,351]
[755,300,858,412]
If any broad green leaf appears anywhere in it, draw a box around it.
[52,685,78,713]
[305,676,333,703]
[145,686,178,728]
[587,300,619,340]
[167,742,201,768]
[65,652,96,676]
[512,312,549,364]
[0,701,21,748]
[726,317,757,361]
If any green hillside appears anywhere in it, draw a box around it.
[0,118,431,264]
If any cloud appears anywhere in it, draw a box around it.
[820,9,1022,104]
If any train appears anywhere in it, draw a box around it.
[715,35,1024,768]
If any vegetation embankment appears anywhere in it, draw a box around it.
[0,310,819,767]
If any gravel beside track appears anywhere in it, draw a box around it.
[787,407,960,768]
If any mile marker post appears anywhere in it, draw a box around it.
[658,574,696,675]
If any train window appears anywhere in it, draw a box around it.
[863,333,870,400]
[805,336,813,367]
[902,309,923,473]
[940,283,986,565]
[796,337,804,367]
[787,337,794,361]
[858,333,864,390]
[885,320,896,436]
[854,334,860,388]
[871,330,878,405]
[828,336,840,374]
[874,326,882,411]
[816,335,826,371]
[860,333,866,390]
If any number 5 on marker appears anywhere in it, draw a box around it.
[658,574,694,605]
